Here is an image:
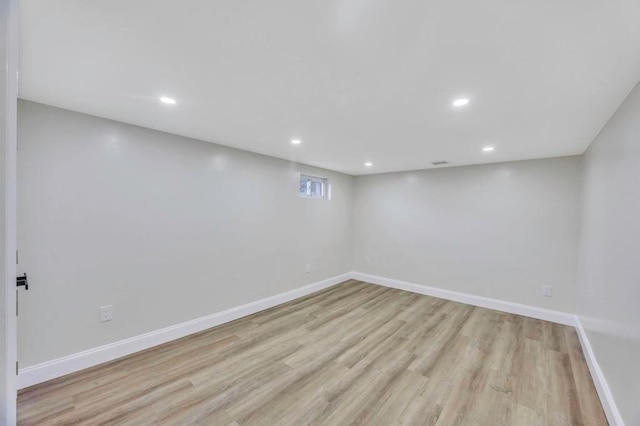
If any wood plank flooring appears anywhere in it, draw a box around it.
[18,280,607,425]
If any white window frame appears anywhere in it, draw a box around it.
[299,174,330,200]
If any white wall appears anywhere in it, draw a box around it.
[16,89,639,425]
[17,100,353,368]
[576,82,640,425]
[353,157,582,312]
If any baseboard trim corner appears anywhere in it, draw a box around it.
[17,272,352,390]
[349,272,625,424]
[20,271,622,425]
[575,317,625,426]
[349,272,577,326]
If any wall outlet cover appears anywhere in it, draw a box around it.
[100,305,113,322]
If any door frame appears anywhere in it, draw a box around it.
[2,0,19,423]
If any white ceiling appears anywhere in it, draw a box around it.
[19,0,640,175]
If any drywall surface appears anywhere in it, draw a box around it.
[17,100,353,367]
[576,82,640,425]
[353,156,582,312]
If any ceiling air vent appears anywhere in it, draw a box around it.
[432,161,448,166]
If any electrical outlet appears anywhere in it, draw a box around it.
[365,258,372,267]
[100,305,113,322]
[305,264,311,273]
[542,286,553,297]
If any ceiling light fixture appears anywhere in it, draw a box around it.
[160,96,176,104]
[364,162,373,167]
[291,139,302,145]
[452,98,469,107]
[483,146,495,152]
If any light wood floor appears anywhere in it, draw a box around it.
[18,280,607,425]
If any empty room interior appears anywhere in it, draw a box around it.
[1,0,639,425]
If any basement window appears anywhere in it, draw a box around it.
[299,174,329,199]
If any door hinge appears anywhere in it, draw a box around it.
[17,273,28,290]
[16,361,18,375]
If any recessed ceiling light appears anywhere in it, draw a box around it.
[483,146,495,152]
[291,139,302,145]
[160,96,176,104]
[452,98,469,107]
[364,162,373,167]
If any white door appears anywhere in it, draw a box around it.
[1,0,20,424]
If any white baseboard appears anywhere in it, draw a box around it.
[575,317,624,426]
[351,272,626,424]
[350,272,577,326]
[17,273,352,390]
[19,271,621,426]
